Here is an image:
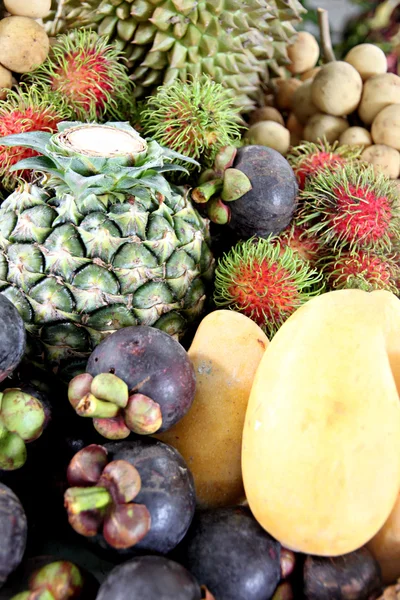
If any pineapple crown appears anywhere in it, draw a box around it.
[0,121,199,203]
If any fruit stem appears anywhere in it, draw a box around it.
[75,394,120,419]
[317,8,336,63]
[192,179,223,203]
[65,486,112,515]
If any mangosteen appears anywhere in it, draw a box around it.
[64,437,196,559]
[303,547,383,600]
[69,326,197,438]
[96,555,205,600]
[178,505,282,600]
[227,146,298,239]
[0,483,27,588]
[0,293,26,383]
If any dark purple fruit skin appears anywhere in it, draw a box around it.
[228,145,298,239]
[178,506,281,600]
[96,556,202,600]
[90,438,196,557]
[0,483,27,588]
[0,293,26,383]
[303,547,383,600]
[86,326,196,432]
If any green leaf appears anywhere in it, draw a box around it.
[0,131,52,153]
[9,156,58,176]
[160,145,200,166]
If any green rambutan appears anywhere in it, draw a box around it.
[0,85,72,190]
[139,76,243,174]
[287,140,362,190]
[213,237,325,338]
[24,30,135,121]
[319,250,400,294]
[296,162,400,253]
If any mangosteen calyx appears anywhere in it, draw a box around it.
[11,561,86,600]
[64,444,151,549]
[0,388,47,471]
[68,373,163,440]
[191,145,253,224]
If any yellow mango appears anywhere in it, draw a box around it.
[156,309,269,508]
[368,493,400,584]
[242,289,400,556]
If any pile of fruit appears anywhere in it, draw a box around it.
[245,10,400,181]
[0,1,400,599]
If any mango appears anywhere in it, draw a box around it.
[368,492,400,584]
[242,289,400,556]
[156,310,269,507]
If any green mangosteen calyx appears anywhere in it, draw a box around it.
[11,561,85,600]
[68,373,162,439]
[64,444,151,549]
[0,388,46,471]
[191,146,252,224]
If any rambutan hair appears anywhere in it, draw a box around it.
[0,85,72,189]
[319,249,400,294]
[213,236,325,337]
[139,75,243,172]
[287,140,362,190]
[278,223,321,264]
[24,30,135,121]
[296,162,400,253]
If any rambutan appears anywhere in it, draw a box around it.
[25,30,135,121]
[139,76,243,174]
[278,224,321,263]
[287,140,362,190]
[319,250,400,294]
[0,85,72,190]
[213,237,325,337]
[296,162,400,253]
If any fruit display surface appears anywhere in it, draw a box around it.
[1,0,400,599]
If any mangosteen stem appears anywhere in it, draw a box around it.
[65,486,112,515]
[124,393,163,435]
[0,420,27,471]
[75,394,120,418]
[0,390,46,442]
[317,8,336,63]
[192,178,223,203]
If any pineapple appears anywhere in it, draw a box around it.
[44,0,306,112]
[0,122,214,372]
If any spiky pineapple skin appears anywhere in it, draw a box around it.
[0,182,214,371]
[44,0,305,112]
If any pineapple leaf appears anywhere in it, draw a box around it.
[9,156,59,176]
[63,171,108,198]
[136,174,173,198]
[0,131,52,154]
[151,164,190,174]
[158,145,200,167]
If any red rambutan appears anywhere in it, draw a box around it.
[296,162,400,253]
[213,237,325,337]
[0,85,72,189]
[287,140,362,189]
[320,250,400,294]
[25,30,135,121]
[278,224,321,263]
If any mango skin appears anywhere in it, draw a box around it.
[156,310,269,508]
[367,492,400,584]
[242,289,400,557]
